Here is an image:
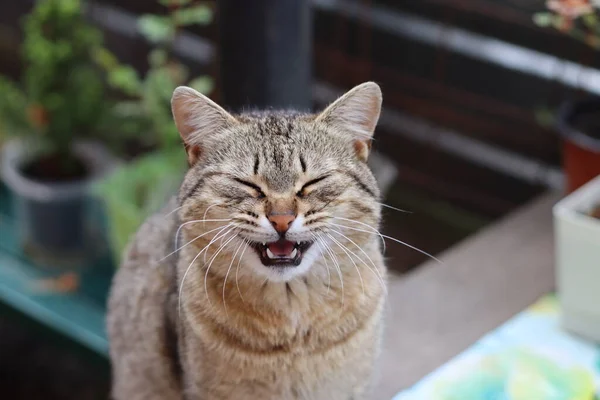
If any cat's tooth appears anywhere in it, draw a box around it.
[290,248,298,258]
[266,248,275,259]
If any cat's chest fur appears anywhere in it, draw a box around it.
[109,201,386,400]
[175,243,385,400]
[181,329,379,400]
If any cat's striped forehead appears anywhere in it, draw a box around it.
[175,82,382,200]
[237,110,308,136]
[206,111,331,193]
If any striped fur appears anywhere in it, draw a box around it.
[108,82,387,400]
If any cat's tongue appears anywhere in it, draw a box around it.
[267,239,295,257]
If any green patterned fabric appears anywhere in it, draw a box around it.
[395,295,600,400]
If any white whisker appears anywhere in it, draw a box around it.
[165,205,184,217]
[203,223,234,263]
[329,229,384,280]
[330,222,442,264]
[378,202,412,214]
[203,203,223,222]
[174,218,232,249]
[328,230,387,294]
[159,224,230,263]
[315,234,344,307]
[327,233,365,296]
[331,216,386,252]
[261,276,270,286]
[324,238,344,307]
[203,232,238,305]
[178,227,232,318]
[235,242,249,303]
[222,240,245,316]
[313,237,332,295]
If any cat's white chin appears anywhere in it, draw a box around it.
[246,245,320,282]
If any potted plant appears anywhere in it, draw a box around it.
[0,0,116,265]
[95,0,213,262]
[535,1,600,192]
[554,174,600,341]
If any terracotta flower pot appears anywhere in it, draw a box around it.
[558,99,600,193]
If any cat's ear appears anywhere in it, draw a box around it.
[171,86,238,165]
[316,82,382,161]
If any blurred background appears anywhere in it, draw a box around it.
[1,0,600,399]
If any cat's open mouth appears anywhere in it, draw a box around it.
[250,239,313,267]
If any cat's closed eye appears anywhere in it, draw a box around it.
[297,175,330,197]
[233,178,266,199]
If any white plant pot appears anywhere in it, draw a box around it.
[554,174,600,342]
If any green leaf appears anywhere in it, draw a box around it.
[187,76,214,95]
[138,15,175,43]
[141,67,181,148]
[93,47,119,71]
[173,5,212,26]
[95,149,187,263]
[148,49,168,67]
[583,13,598,28]
[533,12,555,27]
[552,15,571,31]
[14,0,111,155]
[108,66,142,96]
[0,76,32,136]
[97,101,150,150]
[159,0,192,6]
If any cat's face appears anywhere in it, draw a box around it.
[172,83,382,282]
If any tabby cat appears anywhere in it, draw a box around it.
[107,82,387,400]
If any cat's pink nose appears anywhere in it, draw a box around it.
[268,214,295,234]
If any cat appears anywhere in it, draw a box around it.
[107,82,387,400]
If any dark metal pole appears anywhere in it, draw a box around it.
[218,0,312,112]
